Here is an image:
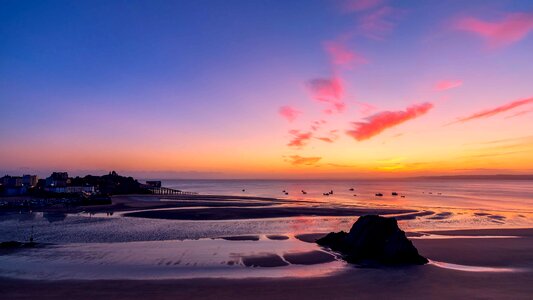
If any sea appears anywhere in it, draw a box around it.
[0,178,532,280]
[162,179,532,213]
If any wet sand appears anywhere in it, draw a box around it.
[2,269,531,300]
[123,206,416,220]
[2,195,418,220]
[283,250,336,265]
[0,194,284,214]
[1,228,532,299]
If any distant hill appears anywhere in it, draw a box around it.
[412,174,533,180]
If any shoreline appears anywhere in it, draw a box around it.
[1,194,420,220]
[1,188,532,300]
[1,228,532,299]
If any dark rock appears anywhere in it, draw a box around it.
[317,215,428,265]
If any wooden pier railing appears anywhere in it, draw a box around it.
[146,187,198,195]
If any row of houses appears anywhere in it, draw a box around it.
[1,172,96,196]
[0,174,38,188]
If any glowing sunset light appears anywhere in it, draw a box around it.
[1,0,532,178]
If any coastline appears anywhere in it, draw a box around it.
[1,228,532,300]
[1,192,532,299]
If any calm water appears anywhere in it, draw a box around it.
[1,179,532,280]
[162,179,533,213]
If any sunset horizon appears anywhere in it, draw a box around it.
[2,1,532,179]
[1,1,532,299]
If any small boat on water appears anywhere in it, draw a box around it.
[392,192,398,196]
[375,193,383,197]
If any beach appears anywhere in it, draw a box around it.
[1,227,532,299]
[1,179,532,299]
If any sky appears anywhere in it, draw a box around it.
[1,0,532,179]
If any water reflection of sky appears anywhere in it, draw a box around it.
[0,237,346,280]
[162,179,533,212]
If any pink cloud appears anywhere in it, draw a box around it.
[287,130,313,148]
[307,77,343,101]
[434,80,463,91]
[505,109,533,119]
[455,12,533,48]
[455,97,533,123]
[306,77,346,113]
[347,102,434,141]
[310,119,327,131]
[317,137,335,143]
[278,106,301,122]
[317,130,340,143]
[286,155,322,166]
[354,101,377,115]
[323,41,367,68]
[341,0,384,12]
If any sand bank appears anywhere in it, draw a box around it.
[1,228,531,299]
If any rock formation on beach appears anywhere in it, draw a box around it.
[317,215,428,265]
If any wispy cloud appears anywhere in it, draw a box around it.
[463,135,533,146]
[316,137,335,143]
[505,109,533,119]
[347,102,434,141]
[323,41,367,68]
[310,119,327,131]
[454,12,533,48]
[338,0,400,41]
[316,130,340,143]
[286,155,322,166]
[453,97,533,123]
[306,77,346,113]
[358,6,398,40]
[461,137,533,160]
[354,100,377,115]
[341,0,384,13]
[287,130,313,148]
[434,80,463,91]
[278,106,301,122]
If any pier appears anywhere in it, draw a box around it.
[146,187,198,195]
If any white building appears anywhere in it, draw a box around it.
[44,186,96,194]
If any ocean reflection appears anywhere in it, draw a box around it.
[0,237,346,280]
[429,260,525,273]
